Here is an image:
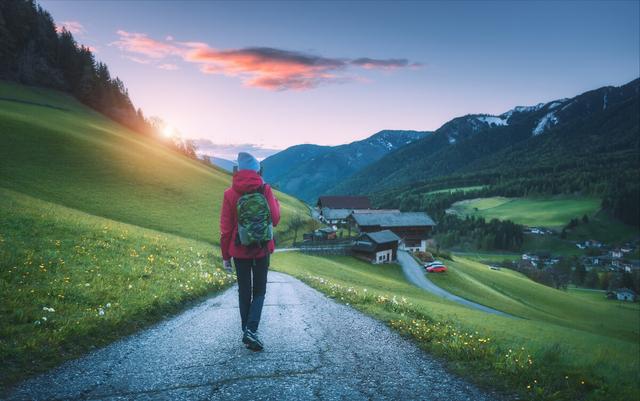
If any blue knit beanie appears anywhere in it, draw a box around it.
[237,152,260,172]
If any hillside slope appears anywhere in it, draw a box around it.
[0,81,308,244]
[262,130,430,202]
[332,79,640,199]
[0,81,310,387]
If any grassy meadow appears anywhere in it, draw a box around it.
[0,81,308,245]
[0,82,310,387]
[0,189,235,385]
[272,252,639,401]
[448,196,601,229]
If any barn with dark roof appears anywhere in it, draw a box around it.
[348,211,436,252]
[352,230,401,264]
[316,196,372,225]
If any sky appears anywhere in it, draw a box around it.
[42,0,639,159]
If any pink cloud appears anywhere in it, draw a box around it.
[55,21,85,35]
[112,31,420,90]
[111,30,183,59]
[186,46,348,90]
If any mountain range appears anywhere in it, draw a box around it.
[333,78,639,197]
[263,78,639,221]
[262,130,430,202]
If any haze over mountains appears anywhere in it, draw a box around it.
[264,79,639,213]
[262,130,430,202]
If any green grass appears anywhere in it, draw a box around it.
[0,81,308,245]
[0,82,311,388]
[452,251,521,264]
[522,235,585,256]
[448,196,602,229]
[429,257,639,342]
[272,252,639,400]
[0,189,236,385]
[566,211,639,244]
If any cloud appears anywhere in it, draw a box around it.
[55,21,85,35]
[187,46,349,90]
[111,30,183,59]
[191,140,281,161]
[126,56,152,64]
[158,63,179,70]
[351,58,421,69]
[112,31,420,90]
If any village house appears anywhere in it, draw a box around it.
[623,263,640,273]
[303,227,338,242]
[348,211,435,252]
[316,196,372,225]
[611,288,638,302]
[610,249,623,259]
[577,239,604,249]
[351,230,400,264]
[525,227,553,235]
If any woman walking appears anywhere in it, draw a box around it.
[220,152,280,351]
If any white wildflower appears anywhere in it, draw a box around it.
[98,308,105,316]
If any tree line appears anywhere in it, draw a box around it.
[0,0,197,159]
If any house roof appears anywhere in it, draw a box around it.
[351,211,436,227]
[321,208,353,220]
[364,230,401,244]
[352,209,400,214]
[352,240,376,253]
[317,196,371,209]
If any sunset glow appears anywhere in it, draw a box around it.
[161,124,175,138]
[40,0,639,153]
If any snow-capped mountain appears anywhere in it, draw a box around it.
[332,78,639,196]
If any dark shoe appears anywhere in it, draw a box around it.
[243,329,263,351]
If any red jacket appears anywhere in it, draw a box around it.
[220,170,281,260]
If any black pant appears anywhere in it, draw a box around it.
[233,255,269,332]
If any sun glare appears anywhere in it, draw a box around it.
[162,125,174,138]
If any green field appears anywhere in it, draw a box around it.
[0,82,310,386]
[448,196,602,228]
[272,253,639,400]
[452,251,521,264]
[0,81,308,245]
[566,211,639,244]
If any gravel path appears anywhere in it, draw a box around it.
[397,251,513,318]
[4,272,499,401]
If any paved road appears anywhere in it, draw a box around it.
[397,251,513,318]
[5,272,498,401]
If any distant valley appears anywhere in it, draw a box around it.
[261,79,639,230]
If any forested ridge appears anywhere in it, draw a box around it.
[0,0,196,158]
[362,79,640,228]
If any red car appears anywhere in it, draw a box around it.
[424,261,448,273]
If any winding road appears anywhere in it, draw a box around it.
[397,251,513,318]
[5,272,498,401]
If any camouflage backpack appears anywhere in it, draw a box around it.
[236,185,273,247]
